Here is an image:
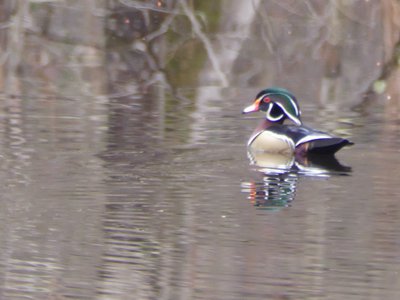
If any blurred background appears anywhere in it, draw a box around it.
[0,0,400,299]
[2,1,400,109]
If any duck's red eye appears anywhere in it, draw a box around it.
[263,97,271,103]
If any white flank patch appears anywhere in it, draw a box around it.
[295,134,331,146]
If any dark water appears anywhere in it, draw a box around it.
[1,1,400,299]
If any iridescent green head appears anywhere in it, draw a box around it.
[243,87,302,125]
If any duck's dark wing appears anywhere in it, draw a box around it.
[268,125,353,154]
[307,137,353,154]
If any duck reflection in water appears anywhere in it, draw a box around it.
[242,151,352,210]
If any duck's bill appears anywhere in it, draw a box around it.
[242,99,261,114]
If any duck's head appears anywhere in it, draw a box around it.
[243,87,302,125]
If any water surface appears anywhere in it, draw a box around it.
[1,1,400,299]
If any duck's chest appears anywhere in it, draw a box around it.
[248,130,295,154]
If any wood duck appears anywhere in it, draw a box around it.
[243,87,353,156]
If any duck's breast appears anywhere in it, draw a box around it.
[248,130,295,154]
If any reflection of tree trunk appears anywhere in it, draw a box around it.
[356,1,400,112]
[382,0,400,62]
[382,0,400,118]
[190,0,260,144]
[321,0,343,79]
[384,67,400,119]
[4,0,28,94]
[319,1,342,108]
[321,43,341,79]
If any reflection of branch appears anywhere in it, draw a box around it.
[179,0,228,86]
[119,0,179,14]
[146,14,175,42]
[333,0,379,28]
[303,0,318,19]
[0,20,12,30]
[270,0,304,17]
[255,7,275,54]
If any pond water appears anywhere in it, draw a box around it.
[1,87,400,299]
[1,1,400,299]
